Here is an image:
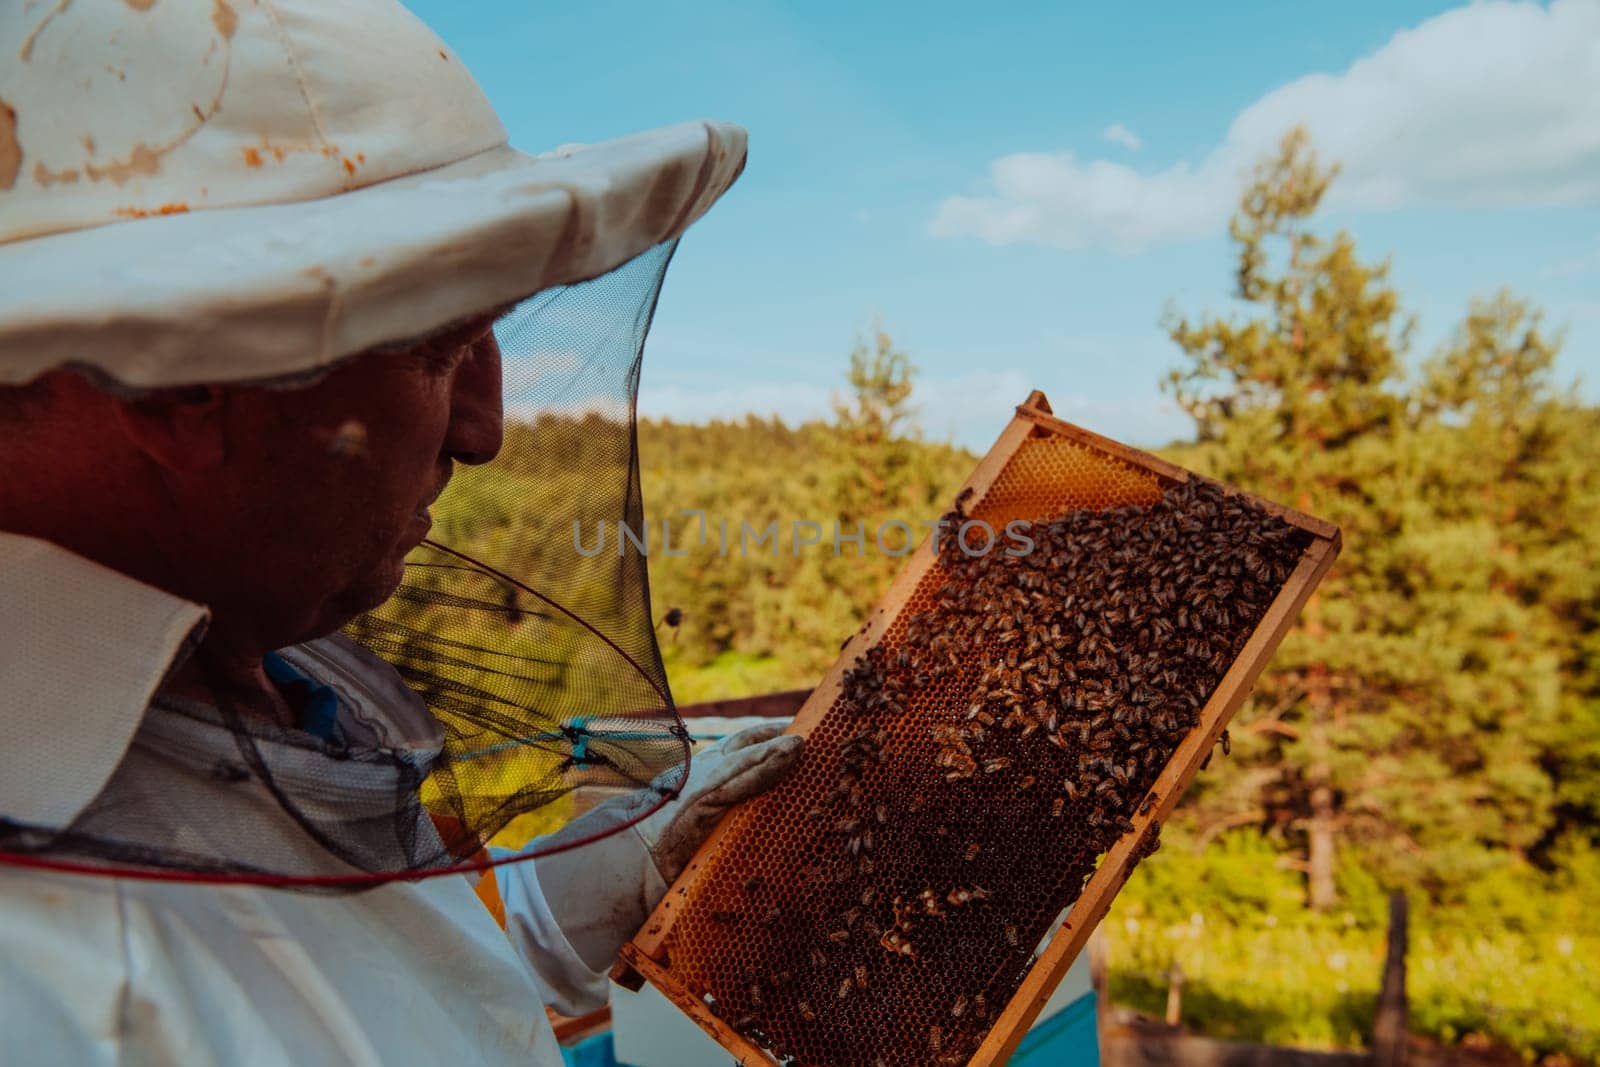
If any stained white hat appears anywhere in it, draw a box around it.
[0,0,746,388]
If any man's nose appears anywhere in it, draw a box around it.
[443,333,504,465]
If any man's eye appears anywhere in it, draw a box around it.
[419,345,467,375]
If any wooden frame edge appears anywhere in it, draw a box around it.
[968,535,1341,1065]
[618,943,782,1066]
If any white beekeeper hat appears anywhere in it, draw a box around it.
[0,0,745,388]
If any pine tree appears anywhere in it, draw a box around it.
[1165,128,1413,909]
[1163,128,1596,910]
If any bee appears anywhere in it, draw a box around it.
[827,929,850,944]
[854,964,869,989]
[983,757,1011,774]
[734,1015,757,1033]
[1018,774,1036,791]
[1063,779,1082,800]
[838,976,853,999]
[861,886,877,906]
[797,1001,816,1022]
[929,1025,944,1052]
[1004,924,1020,947]
[1221,728,1232,756]
[1051,797,1065,818]
[743,876,766,895]
[711,910,738,924]
[951,995,969,1018]
[1139,792,1157,817]
[964,841,981,861]
[809,947,828,968]
[761,908,782,926]
[874,803,888,825]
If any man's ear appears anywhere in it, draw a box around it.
[112,386,228,471]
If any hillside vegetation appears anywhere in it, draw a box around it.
[634,132,1600,1062]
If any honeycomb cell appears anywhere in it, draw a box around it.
[647,424,1314,1067]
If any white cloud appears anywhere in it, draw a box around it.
[915,369,1034,444]
[1102,122,1142,151]
[634,371,1192,451]
[931,0,1600,253]
[637,382,834,425]
[637,372,1037,447]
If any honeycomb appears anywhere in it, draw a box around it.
[646,430,1313,1066]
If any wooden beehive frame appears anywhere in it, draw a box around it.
[614,390,1341,1066]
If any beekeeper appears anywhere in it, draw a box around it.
[0,1,800,1063]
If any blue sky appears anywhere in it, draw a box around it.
[408,0,1600,450]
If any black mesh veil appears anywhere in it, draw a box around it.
[349,238,692,859]
[0,240,691,888]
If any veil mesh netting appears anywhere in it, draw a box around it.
[0,240,692,889]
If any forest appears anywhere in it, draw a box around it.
[430,130,1599,1061]
[640,131,1600,1062]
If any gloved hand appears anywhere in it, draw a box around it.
[525,722,802,975]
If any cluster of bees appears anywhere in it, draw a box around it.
[689,477,1309,1067]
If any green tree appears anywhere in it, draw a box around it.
[830,318,921,523]
[1163,127,1596,912]
[1165,128,1415,909]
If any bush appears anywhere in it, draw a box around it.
[1103,830,1600,1062]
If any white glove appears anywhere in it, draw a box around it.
[523,723,802,977]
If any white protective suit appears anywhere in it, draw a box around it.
[0,532,611,1066]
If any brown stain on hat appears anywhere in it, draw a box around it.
[0,100,20,190]
[33,161,81,187]
[212,0,237,40]
[19,0,74,63]
[84,142,162,185]
[114,202,189,218]
[640,157,690,236]
[124,0,157,9]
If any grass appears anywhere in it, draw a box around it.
[663,649,811,707]
[1101,830,1600,1063]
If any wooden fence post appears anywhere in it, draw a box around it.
[1372,891,1409,1067]
[1165,962,1184,1027]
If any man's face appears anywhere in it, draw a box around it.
[204,314,504,646]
